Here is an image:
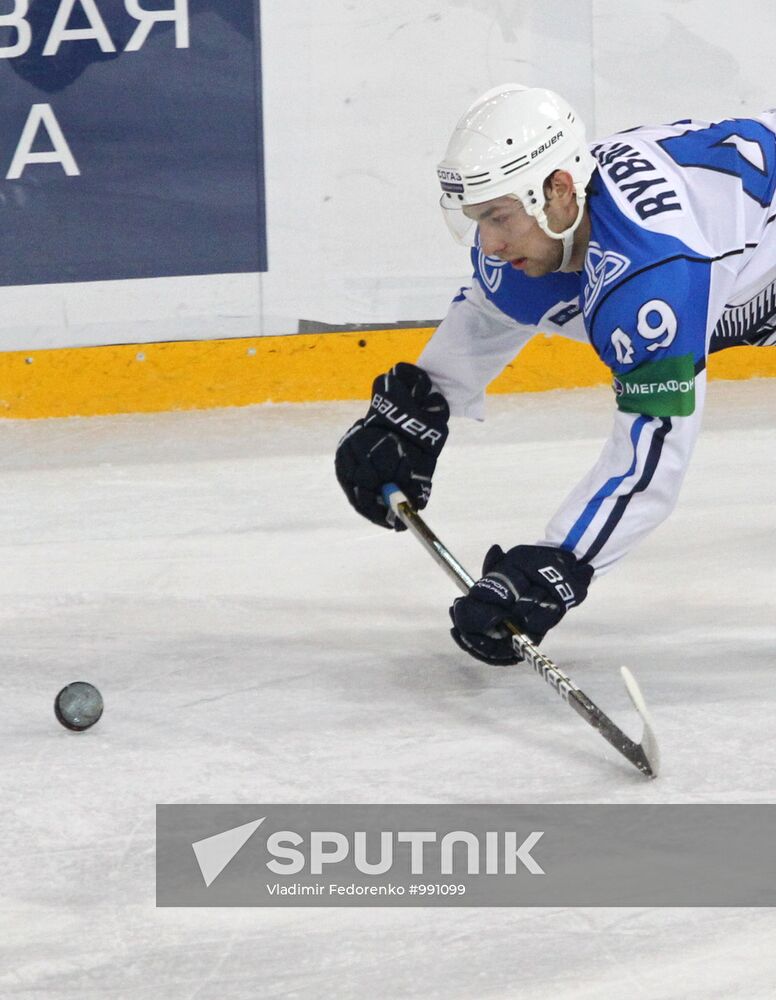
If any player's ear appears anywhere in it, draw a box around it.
[544,169,575,204]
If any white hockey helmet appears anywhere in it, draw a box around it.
[436,84,597,267]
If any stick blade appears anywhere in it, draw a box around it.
[620,666,660,778]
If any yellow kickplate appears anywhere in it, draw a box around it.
[0,329,772,418]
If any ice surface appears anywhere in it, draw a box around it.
[1,380,775,998]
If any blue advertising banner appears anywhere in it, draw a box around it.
[0,0,266,285]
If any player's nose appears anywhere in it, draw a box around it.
[479,227,508,258]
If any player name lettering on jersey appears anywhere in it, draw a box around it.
[592,141,682,220]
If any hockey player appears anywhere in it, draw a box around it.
[335,84,776,665]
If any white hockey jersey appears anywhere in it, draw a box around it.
[419,114,776,574]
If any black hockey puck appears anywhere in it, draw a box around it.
[54,682,104,732]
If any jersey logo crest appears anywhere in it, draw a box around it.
[583,242,631,316]
[477,248,509,294]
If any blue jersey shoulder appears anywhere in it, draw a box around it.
[583,172,712,372]
[588,257,711,374]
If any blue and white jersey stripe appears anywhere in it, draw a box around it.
[561,415,652,552]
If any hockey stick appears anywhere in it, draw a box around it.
[382,484,660,779]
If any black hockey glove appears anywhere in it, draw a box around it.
[449,544,593,665]
[335,363,450,530]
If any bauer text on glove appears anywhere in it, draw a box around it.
[334,363,450,529]
[449,544,593,664]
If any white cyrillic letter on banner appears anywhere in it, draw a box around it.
[7,104,81,179]
[43,0,117,56]
[0,0,31,58]
[125,0,190,51]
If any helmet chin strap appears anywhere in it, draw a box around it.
[557,229,577,272]
[535,193,587,273]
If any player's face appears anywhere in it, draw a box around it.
[463,196,563,276]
